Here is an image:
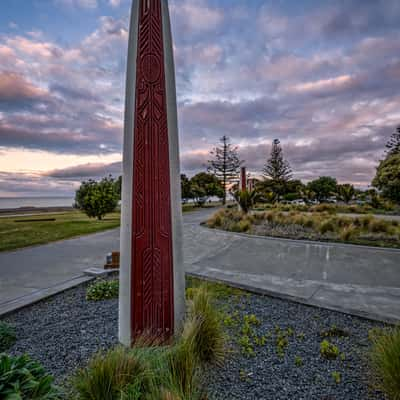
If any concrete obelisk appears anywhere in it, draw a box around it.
[119,0,184,346]
[240,167,247,191]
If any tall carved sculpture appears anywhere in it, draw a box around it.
[119,0,184,346]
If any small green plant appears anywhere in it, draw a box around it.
[0,353,59,399]
[238,335,254,356]
[244,314,261,326]
[297,332,305,340]
[86,279,119,301]
[331,371,341,384]
[276,334,289,358]
[294,356,303,367]
[369,326,400,400]
[320,340,339,360]
[320,325,350,338]
[0,321,16,352]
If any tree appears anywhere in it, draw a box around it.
[307,176,337,202]
[386,125,400,155]
[337,184,355,204]
[180,174,192,201]
[115,176,122,200]
[208,136,243,205]
[372,153,400,204]
[75,176,119,220]
[262,139,292,199]
[191,172,224,199]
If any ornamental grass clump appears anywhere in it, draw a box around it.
[0,321,16,352]
[72,346,153,400]
[86,279,119,301]
[0,353,60,400]
[183,285,225,366]
[369,326,400,400]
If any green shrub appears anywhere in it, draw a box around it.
[320,339,339,359]
[0,353,59,399]
[86,279,119,301]
[370,327,400,400]
[183,286,225,365]
[331,371,341,384]
[0,321,16,351]
[72,346,152,400]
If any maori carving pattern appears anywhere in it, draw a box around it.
[131,0,173,341]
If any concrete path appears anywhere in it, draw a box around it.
[0,209,399,322]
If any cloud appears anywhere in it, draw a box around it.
[55,0,98,9]
[109,0,121,7]
[45,161,121,178]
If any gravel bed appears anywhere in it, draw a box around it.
[208,293,386,400]
[3,280,118,382]
[1,279,387,399]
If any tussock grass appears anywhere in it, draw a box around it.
[206,208,400,248]
[370,327,400,400]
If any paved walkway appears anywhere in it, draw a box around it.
[0,209,399,322]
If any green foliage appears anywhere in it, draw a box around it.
[331,371,341,384]
[72,346,153,400]
[369,326,400,400]
[307,176,337,202]
[337,184,355,204]
[183,285,225,365]
[86,279,119,301]
[0,321,16,352]
[75,176,119,220]
[294,356,303,367]
[0,353,59,399]
[233,190,258,213]
[320,340,339,360]
[320,325,350,338]
[373,153,400,204]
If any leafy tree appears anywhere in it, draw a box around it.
[191,172,224,199]
[386,125,400,155]
[208,136,243,205]
[307,176,337,202]
[115,175,122,200]
[190,184,207,207]
[372,153,400,204]
[262,139,292,199]
[75,176,119,220]
[180,174,192,201]
[337,184,355,204]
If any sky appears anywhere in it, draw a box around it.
[0,0,399,197]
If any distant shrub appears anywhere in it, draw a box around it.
[369,326,400,400]
[0,353,59,399]
[320,339,339,359]
[86,279,119,301]
[313,204,337,214]
[0,321,16,352]
[340,226,356,241]
[370,220,393,234]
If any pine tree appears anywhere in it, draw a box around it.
[386,125,400,155]
[208,136,243,205]
[262,139,292,183]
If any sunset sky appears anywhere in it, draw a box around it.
[0,0,399,196]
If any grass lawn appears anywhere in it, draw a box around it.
[0,211,121,252]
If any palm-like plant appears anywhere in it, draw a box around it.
[233,190,258,213]
[338,184,355,204]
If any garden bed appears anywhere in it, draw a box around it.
[207,209,400,249]
[1,277,388,399]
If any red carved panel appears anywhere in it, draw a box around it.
[131,0,173,342]
[241,167,247,191]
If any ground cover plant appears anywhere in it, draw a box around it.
[0,211,121,252]
[0,353,60,399]
[207,208,400,248]
[86,279,119,301]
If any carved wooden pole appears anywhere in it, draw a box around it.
[119,0,184,346]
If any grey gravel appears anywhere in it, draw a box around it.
[208,292,386,400]
[1,280,387,399]
[3,280,118,382]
